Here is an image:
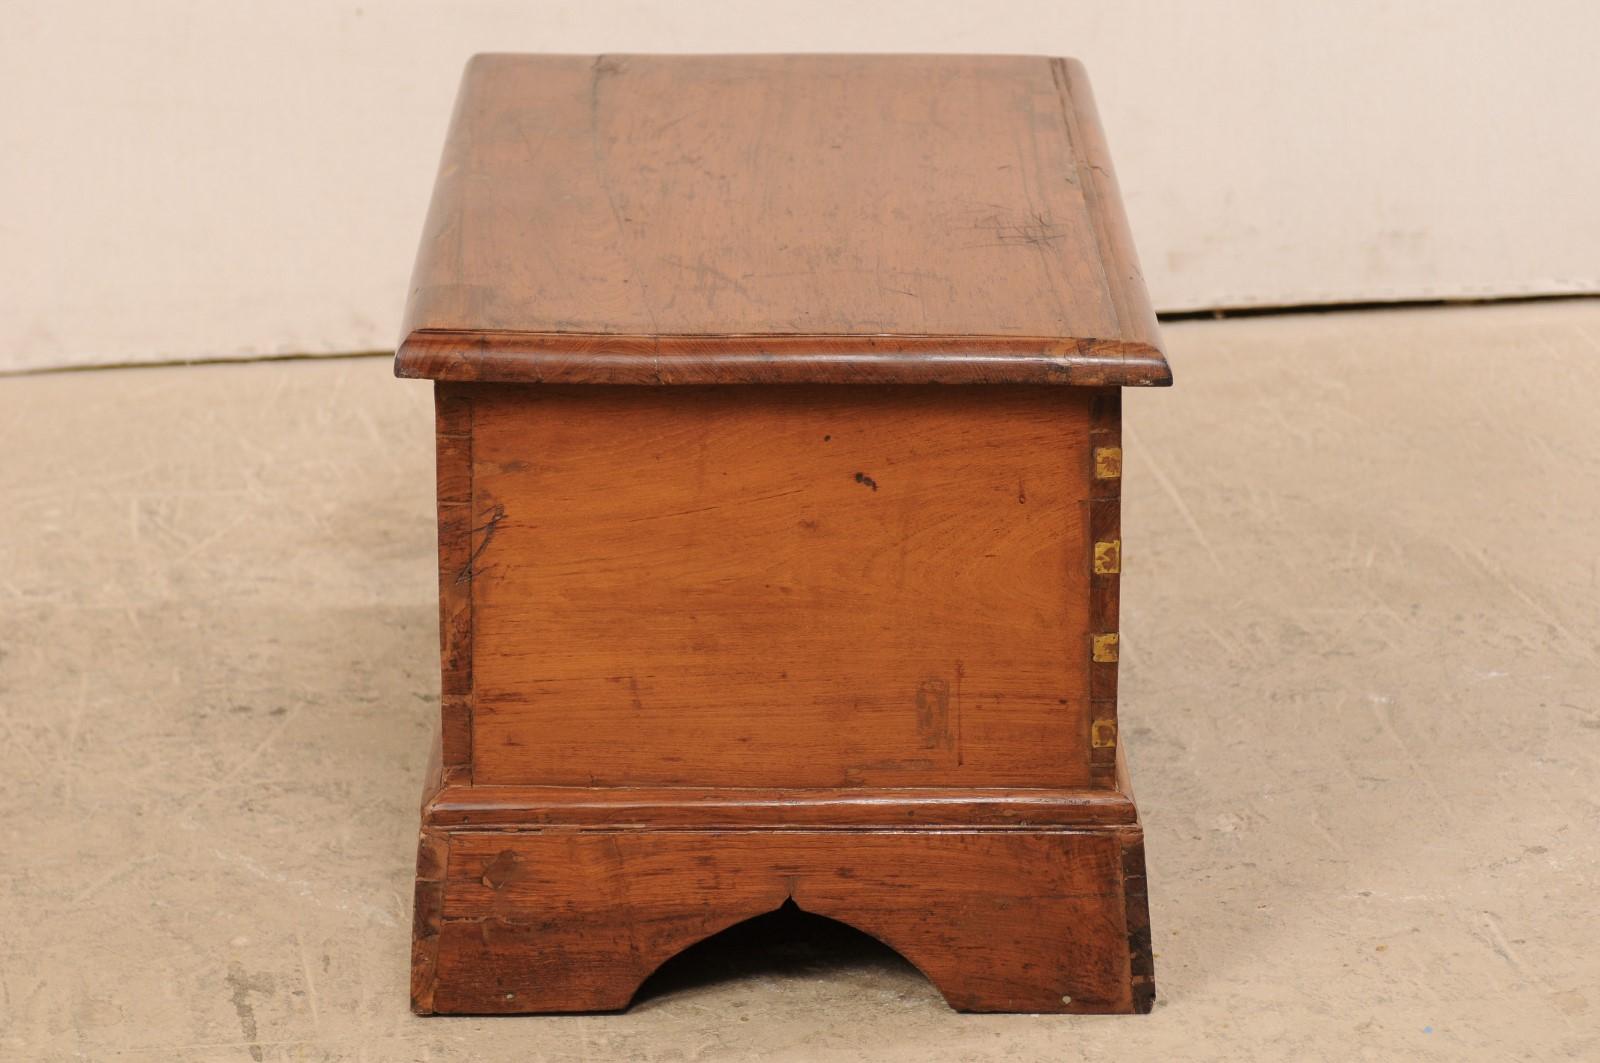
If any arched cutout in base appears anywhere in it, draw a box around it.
[631,899,933,1008]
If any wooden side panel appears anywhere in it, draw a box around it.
[465,385,1095,788]
[425,829,1143,1014]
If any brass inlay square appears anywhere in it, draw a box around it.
[1094,446,1122,479]
[1092,633,1119,662]
[1090,717,1118,749]
[1093,540,1121,575]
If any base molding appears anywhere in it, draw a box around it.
[412,815,1153,1015]
[424,783,1136,830]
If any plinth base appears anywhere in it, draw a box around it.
[411,757,1153,1015]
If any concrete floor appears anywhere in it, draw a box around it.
[2,301,1597,1061]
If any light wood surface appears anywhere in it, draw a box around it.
[464,384,1095,788]
[396,54,1169,387]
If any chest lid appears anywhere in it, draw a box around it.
[395,53,1169,387]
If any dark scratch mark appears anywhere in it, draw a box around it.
[514,116,553,167]
[965,209,1068,250]
[915,679,954,751]
[456,504,506,584]
[619,487,804,524]
[842,758,937,785]
[481,850,519,890]
[853,472,878,491]
[660,254,754,302]
[606,836,644,965]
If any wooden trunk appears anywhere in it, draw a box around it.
[397,53,1170,1015]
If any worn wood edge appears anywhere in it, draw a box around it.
[410,829,450,1014]
[419,785,1137,829]
[1114,739,1136,804]
[1120,827,1156,1013]
[434,385,474,781]
[1052,57,1168,376]
[419,726,444,813]
[394,330,1173,387]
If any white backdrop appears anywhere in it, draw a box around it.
[4,0,1598,372]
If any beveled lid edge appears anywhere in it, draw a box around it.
[394,330,1172,387]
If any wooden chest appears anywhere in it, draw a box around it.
[398,53,1171,1015]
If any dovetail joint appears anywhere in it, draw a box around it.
[1094,446,1123,480]
[1091,717,1118,749]
[1092,633,1120,663]
[1093,540,1121,575]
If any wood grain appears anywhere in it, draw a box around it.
[418,828,1149,1014]
[395,54,1170,387]
[463,385,1095,788]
